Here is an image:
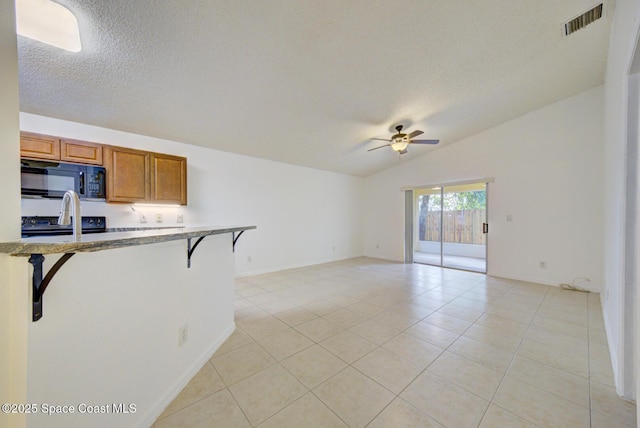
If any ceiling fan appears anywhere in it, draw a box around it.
[367,125,439,154]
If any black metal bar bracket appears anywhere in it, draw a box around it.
[187,236,206,268]
[232,231,245,253]
[28,253,75,322]
[187,230,246,267]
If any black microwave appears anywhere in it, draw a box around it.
[21,160,106,200]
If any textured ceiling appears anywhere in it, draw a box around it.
[17,0,614,177]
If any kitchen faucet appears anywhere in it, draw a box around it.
[58,190,82,241]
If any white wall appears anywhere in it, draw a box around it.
[0,1,28,427]
[14,114,363,426]
[14,113,364,427]
[25,236,235,428]
[602,0,640,401]
[363,86,604,289]
[19,113,364,275]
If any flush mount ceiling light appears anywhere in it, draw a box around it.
[16,0,81,52]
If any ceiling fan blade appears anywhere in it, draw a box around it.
[407,130,424,139]
[367,144,391,152]
[369,138,391,142]
[410,139,440,145]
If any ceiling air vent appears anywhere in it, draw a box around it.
[564,3,604,36]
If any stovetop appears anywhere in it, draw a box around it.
[21,216,106,237]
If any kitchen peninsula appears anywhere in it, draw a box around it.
[0,224,256,427]
[0,225,256,256]
[0,225,255,319]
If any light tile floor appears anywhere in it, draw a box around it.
[153,257,636,428]
[413,251,486,273]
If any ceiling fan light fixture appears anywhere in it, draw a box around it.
[391,137,409,152]
[367,125,438,153]
[16,0,82,52]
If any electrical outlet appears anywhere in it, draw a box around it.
[332,245,336,252]
[176,214,184,223]
[156,213,163,223]
[539,261,546,269]
[376,243,379,249]
[139,214,147,224]
[178,324,188,347]
[247,256,252,263]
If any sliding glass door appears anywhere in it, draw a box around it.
[414,188,442,266]
[413,182,487,273]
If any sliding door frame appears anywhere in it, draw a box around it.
[404,178,493,273]
[404,190,414,264]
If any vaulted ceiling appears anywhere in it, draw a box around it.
[17,0,613,176]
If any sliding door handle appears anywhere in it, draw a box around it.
[482,223,488,234]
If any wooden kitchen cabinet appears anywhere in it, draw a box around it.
[21,130,187,205]
[151,153,187,205]
[103,146,150,203]
[61,138,103,165]
[104,146,187,205]
[20,132,60,160]
[20,131,104,165]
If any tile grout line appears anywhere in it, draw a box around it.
[486,286,598,426]
[356,276,515,427]
[276,276,468,427]
[158,261,616,427]
[298,272,526,425]
[475,284,550,427]
[352,277,514,427]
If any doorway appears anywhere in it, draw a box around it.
[413,182,488,273]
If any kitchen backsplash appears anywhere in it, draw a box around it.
[21,198,188,228]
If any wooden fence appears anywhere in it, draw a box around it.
[419,209,486,244]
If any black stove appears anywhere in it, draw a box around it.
[21,216,106,237]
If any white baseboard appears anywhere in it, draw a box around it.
[235,253,363,278]
[357,256,602,292]
[138,323,235,428]
[485,271,600,292]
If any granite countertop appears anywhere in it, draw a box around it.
[105,226,187,232]
[0,225,257,256]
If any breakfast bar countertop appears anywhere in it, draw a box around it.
[0,225,257,256]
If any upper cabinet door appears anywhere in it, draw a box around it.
[104,146,150,202]
[60,138,103,165]
[20,132,61,160]
[151,153,187,205]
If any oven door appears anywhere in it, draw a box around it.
[21,164,81,199]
